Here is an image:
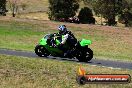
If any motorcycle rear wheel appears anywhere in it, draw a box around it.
[76,48,93,62]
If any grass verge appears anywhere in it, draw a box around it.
[0,54,132,88]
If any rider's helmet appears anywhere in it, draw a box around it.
[58,25,67,34]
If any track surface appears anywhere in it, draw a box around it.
[0,49,132,70]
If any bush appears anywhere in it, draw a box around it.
[78,7,95,24]
[118,11,132,27]
[0,0,7,16]
[48,0,79,21]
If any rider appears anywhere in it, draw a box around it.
[57,25,77,47]
[57,25,77,57]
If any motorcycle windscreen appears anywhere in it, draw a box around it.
[80,39,92,47]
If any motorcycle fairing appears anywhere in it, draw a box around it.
[80,39,92,47]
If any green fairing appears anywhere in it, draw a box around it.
[55,39,60,45]
[39,38,63,55]
[80,39,92,46]
[39,38,47,45]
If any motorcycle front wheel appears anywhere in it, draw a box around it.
[35,45,50,57]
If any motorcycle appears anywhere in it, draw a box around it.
[35,34,93,62]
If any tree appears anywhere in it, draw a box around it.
[83,0,132,26]
[82,0,123,26]
[91,0,123,26]
[78,7,95,24]
[118,0,132,26]
[8,0,19,17]
[48,0,79,20]
[8,0,26,17]
[0,0,7,16]
[82,0,94,8]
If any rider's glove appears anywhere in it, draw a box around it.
[53,33,57,36]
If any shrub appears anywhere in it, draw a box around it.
[48,0,79,21]
[78,7,95,24]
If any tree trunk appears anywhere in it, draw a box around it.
[12,4,18,17]
[101,15,103,25]
[12,13,16,17]
[12,6,16,17]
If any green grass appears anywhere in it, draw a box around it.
[0,19,132,61]
[0,20,54,51]
[0,55,132,88]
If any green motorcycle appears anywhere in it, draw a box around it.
[35,34,93,62]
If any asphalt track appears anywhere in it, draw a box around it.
[0,49,132,70]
